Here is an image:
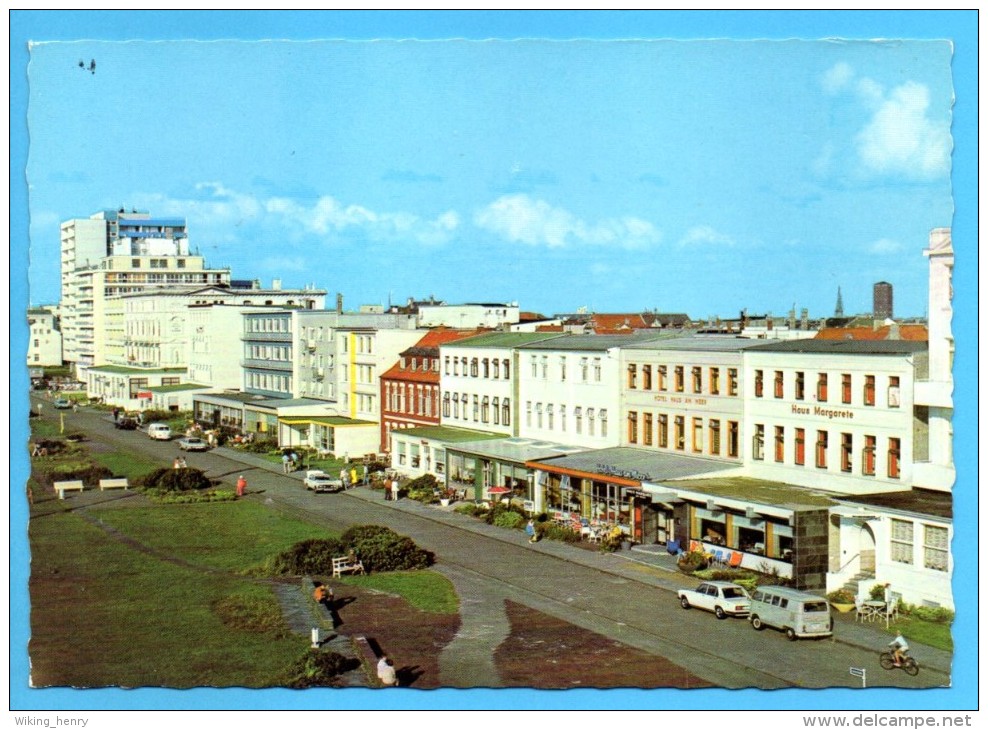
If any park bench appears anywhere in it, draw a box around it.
[99,478,129,491]
[332,556,365,578]
[53,480,85,499]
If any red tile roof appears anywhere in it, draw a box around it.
[815,324,928,342]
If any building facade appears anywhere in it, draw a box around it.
[27,308,62,367]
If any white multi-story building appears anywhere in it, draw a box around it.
[417,301,519,329]
[27,308,62,367]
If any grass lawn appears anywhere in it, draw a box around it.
[88,501,335,572]
[338,571,459,614]
[877,615,953,652]
[92,451,159,481]
[28,417,63,440]
[29,512,307,688]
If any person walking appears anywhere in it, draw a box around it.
[282,452,291,474]
[390,478,400,502]
[236,475,247,497]
[362,464,369,485]
[383,475,391,500]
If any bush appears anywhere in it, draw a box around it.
[484,502,526,526]
[905,604,954,624]
[144,489,237,504]
[137,467,212,492]
[140,409,178,424]
[403,474,438,493]
[535,522,582,544]
[869,584,887,601]
[267,538,346,575]
[454,503,487,518]
[677,550,710,574]
[281,649,360,689]
[241,437,279,453]
[827,589,857,604]
[40,462,113,488]
[343,525,434,573]
[493,510,525,529]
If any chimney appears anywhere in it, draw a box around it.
[801,308,809,329]
[788,307,796,329]
[336,293,343,314]
[272,278,282,291]
[766,311,773,330]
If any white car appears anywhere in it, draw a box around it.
[177,436,210,452]
[677,581,751,619]
[147,423,172,441]
[303,470,342,493]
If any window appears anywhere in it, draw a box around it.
[593,358,602,382]
[452,393,460,418]
[658,365,667,391]
[842,374,852,404]
[580,358,589,381]
[691,367,702,394]
[888,376,901,407]
[709,367,720,395]
[559,357,567,381]
[754,369,764,397]
[541,356,548,378]
[628,364,638,389]
[628,411,639,443]
[674,416,685,450]
[795,372,805,400]
[535,402,543,428]
[863,375,876,406]
[795,428,805,466]
[728,368,738,396]
[642,365,652,390]
[728,421,739,458]
[453,358,459,376]
[483,359,490,378]
[502,398,511,425]
[817,373,828,401]
[888,437,901,478]
[502,359,510,379]
[692,417,703,452]
[481,396,490,423]
[923,525,949,572]
[643,413,653,445]
[709,420,720,455]
[841,433,853,472]
[774,426,785,462]
[753,424,765,460]
[890,519,914,564]
[472,395,479,420]
[526,401,533,427]
[575,407,583,434]
[774,370,784,398]
[546,403,554,430]
[863,435,876,475]
[600,409,608,437]
[560,404,567,432]
[492,358,500,378]
[657,414,669,447]
[493,397,500,425]
[587,408,596,436]
[815,431,828,468]
[471,358,479,377]
[674,366,685,392]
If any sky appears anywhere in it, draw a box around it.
[11,10,978,716]
[25,27,955,321]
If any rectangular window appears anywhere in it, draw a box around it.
[444,356,451,375]
[600,409,607,437]
[863,435,876,475]
[482,396,490,423]
[817,373,828,402]
[728,368,738,396]
[536,402,543,428]
[709,367,720,395]
[575,407,583,435]
[493,359,500,379]
[754,369,763,397]
[483,359,490,378]
[815,431,828,468]
[888,376,901,407]
[492,397,500,425]
[727,421,739,458]
[628,364,638,389]
[752,424,764,460]
[547,403,554,430]
[642,365,652,390]
[864,375,876,406]
[888,437,901,478]
[674,416,685,451]
[841,432,853,472]
[691,367,702,394]
[658,414,668,448]
[541,356,548,378]
[674,366,685,392]
[643,413,653,446]
[502,398,511,426]
[526,401,533,427]
[691,417,703,452]
[774,370,784,398]
[842,374,852,404]
[795,371,805,400]
[560,404,566,432]
[580,358,589,381]
[628,411,638,443]
[530,355,538,378]
[795,428,805,466]
[709,419,720,456]
[658,365,667,391]
[923,525,949,572]
[593,358,602,382]
[774,426,785,462]
[890,519,914,565]
[559,357,566,381]
[587,408,596,436]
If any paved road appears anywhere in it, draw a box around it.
[30,398,951,690]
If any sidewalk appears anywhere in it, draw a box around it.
[213,446,953,675]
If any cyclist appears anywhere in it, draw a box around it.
[888,631,909,667]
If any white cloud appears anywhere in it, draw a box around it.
[855,81,951,178]
[822,62,854,94]
[869,237,902,254]
[473,194,660,249]
[677,225,735,247]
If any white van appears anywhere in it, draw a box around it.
[748,586,833,641]
[147,423,172,441]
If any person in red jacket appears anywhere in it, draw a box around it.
[236,475,247,497]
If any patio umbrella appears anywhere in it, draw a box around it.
[487,486,512,501]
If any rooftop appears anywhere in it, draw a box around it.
[747,339,927,355]
[516,333,670,352]
[444,331,568,349]
[837,488,952,520]
[147,383,209,393]
[394,425,507,443]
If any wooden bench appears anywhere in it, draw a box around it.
[332,556,365,578]
[53,480,85,499]
[99,478,129,491]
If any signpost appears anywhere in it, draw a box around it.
[849,666,866,688]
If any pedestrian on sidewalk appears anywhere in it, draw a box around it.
[383,475,391,500]
[362,464,369,485]
[390,479,400,502]
[282,452,291,474]
[236,475,247,497]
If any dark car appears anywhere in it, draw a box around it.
[114,417,138,430]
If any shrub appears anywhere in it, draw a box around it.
[145,489,237,504]
[41,462,113,488]
[403,474,438,493]
[677,550,709,574]
[140,409,178,424]
[267,538,346,575]
[827,589,857,604]
[598,526,626,552]
[905,604,953,624]
[493,510,524,529]
[241,437,279,453]
[281,649,359,689]
[340,525,395,544]
[30,439,69,455]
[137,467,212,492]
[484,502,525,526]
[454,503,487,518]
[869,584,888,601]
[535,522,582,544]
[343,525,434,572]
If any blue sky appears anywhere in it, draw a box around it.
[26,31,954,320]
[11,11,977,714]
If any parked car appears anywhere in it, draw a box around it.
[53,397,72,409]
[147,423,172,441]
[114,417,138,430]
[748,585,834,640]
[677,581,751,619]
[177,436,210,452]
[304,470,342,493]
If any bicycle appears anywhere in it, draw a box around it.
[879,650,919,676]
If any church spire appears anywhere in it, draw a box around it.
[834,286,844,318]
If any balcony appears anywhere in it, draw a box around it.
[241,331,292,342]
[241,358,293,372]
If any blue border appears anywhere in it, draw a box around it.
[10,10,977,712]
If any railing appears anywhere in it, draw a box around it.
[241,358,293,371]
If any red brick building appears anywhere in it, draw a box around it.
[379,328,482,452]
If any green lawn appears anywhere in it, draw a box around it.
[88,501,336,572]
[92,451,159,481]
[29,512,307,688]
[339,571,459,614]
[28,417,63,440]
[877,615,953,652]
